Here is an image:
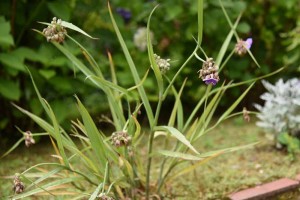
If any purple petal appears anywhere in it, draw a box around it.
[203,78,218,85]
[245,38,253,49]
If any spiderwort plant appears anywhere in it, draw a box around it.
[4,0,285,199]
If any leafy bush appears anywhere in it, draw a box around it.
[0,1,109,136]
[255,78,300,158]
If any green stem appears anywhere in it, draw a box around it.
[157,159,183,193]
[163,46,198,99]
[219,49,235,72]
[146,97,163,199]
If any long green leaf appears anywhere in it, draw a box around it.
[11,177,82,199]
[190,82,226,141]
[53,42,125,130]
[67,145,99,174]
[1,137,24,158]
[76,96,110,171]
[147,5,164,99]
[108,2,154,125]
[89,183,103,200]
[157,150,203,161]
[216,13,241,66]
[168,142,259,182]
[168,78,186,128]
[218,0,261,68]
[163,46,198,99]
[86,75,128,95]
[197,0,203,45]
[38,21,98,39]
[155,126,199,154]
[217,82,255,123]
[26,168,63,190]
[183,67,284,132]
[42,99,69,167]
[66,34,103,76]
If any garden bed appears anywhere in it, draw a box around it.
[1,117,300,199]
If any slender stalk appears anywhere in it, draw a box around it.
[146,97,163,199]
[219,49,235,72]
[157,159,183,193]
[163,46,198,99]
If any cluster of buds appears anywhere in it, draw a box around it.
[235,38,253,56]
[111,131,131,147]
[198,57,219,85]
[24,131,35,147]
[13,175,25,194]
[243,107,250,122]
[42,17,67,43]
[154,54,171,74]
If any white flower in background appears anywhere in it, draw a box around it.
[133,27,154,51]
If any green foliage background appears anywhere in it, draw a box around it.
[0,0,299,138]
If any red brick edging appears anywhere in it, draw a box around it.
[228,175,300,200]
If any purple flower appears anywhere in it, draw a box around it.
[245,38,253,49]
[203,77,219,85]
[116,8,131,24]
[198,58,219,86]
[234,38,253,56]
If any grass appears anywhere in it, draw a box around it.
[1,117,300,199]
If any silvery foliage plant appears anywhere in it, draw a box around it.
[255,78,300,137]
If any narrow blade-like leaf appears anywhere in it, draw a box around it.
[155,126,199,154]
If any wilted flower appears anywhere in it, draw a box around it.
[133,27,153,51]
[235,38,253,56]
[198,57,219,86]
[24,131,35,147]
[42,17,67,43]
[116,8,131,24]
[13,175,25,194]
[111,131,131,147]
[243,107,250,122]
[153,54,171,73]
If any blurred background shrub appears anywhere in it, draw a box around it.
[1,0,299,140]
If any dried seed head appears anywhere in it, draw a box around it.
[24,131,35,147]
[111,131,131,147]
[13,175,25,194]
[243,107,250,122]
[42,17,67,43]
